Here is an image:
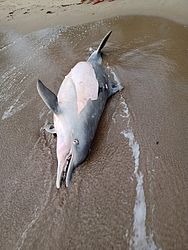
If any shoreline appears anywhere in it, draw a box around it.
[0,0,188,34]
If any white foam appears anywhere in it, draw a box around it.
[119,99,159,250]
[107,67,124,92]
[1,90,28,120]
[2,102,27,120]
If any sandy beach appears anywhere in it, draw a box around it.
[0,1,188,250]
[1,0,188,33]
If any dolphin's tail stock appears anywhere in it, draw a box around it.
[88,30,112,64]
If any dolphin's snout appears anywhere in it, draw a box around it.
[56,162,64,189]
[56,181,60,189]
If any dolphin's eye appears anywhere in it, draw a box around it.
[73,139,79,145]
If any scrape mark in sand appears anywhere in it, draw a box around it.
[16,136,55,250]
[16,185,53,250]
[111,70,159,250]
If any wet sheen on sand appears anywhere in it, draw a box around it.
[0,16,188,250]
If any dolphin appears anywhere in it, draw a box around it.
[37,31,122,189]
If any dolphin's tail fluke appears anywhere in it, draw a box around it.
[88,30,112,63]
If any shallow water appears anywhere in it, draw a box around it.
[0,16,188,250]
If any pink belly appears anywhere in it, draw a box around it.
[58,61,98,114]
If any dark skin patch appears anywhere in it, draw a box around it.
[46,11,54,14]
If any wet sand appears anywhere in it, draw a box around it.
[0,3,188,250]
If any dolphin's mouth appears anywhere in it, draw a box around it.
[62,153,72,182]
[56,149,75,189]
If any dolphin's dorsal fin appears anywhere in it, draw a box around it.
[88,31,112,63]
[37,79,59,114]
[96,30,112,55]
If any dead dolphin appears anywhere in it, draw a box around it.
[37,31,122,188]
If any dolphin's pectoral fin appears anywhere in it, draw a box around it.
[37,79,59,114]
[40,122,56,135]
[108,82,124,97]
[44,122,56,134]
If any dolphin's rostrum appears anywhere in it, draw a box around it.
[37,31,122,189]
